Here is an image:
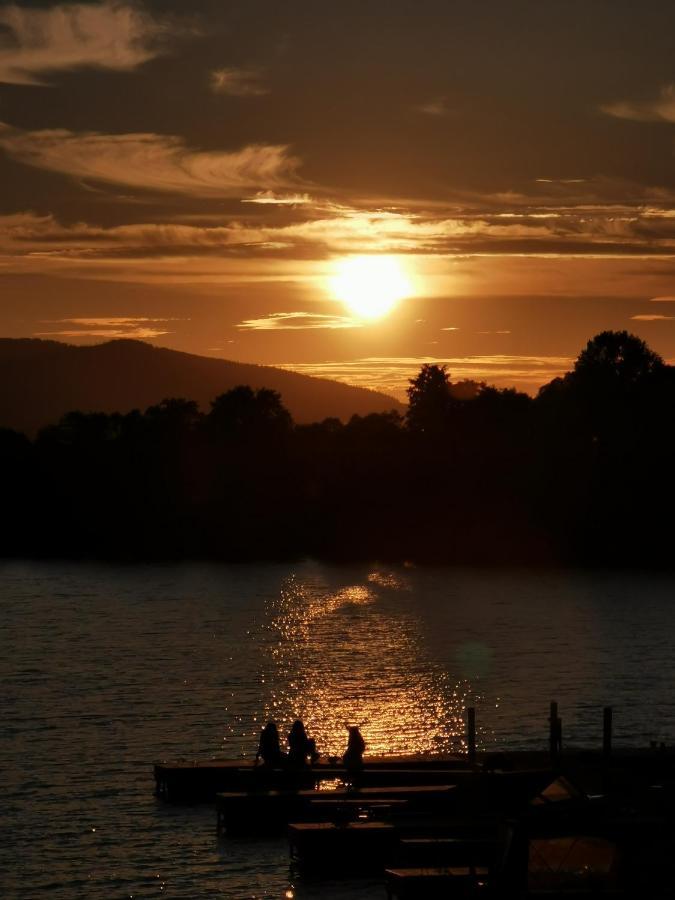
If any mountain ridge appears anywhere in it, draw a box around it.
[0,338,404,435]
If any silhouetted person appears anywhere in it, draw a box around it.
[287,719,318,766]
[256,721,284,767]
[343,725,365,774]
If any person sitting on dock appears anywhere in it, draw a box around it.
[287,719,318,766]
[342,725,366,774]
[256,721,285,767]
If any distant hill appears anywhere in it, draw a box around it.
[0,338,404,435]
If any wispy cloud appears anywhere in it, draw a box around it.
[34,315,180,339]
[631,314,674,321]
[0,123,300,197]
[601,84,675,124]
[35,327,170,338]
[650,296,675,302]
[0,2,165,86]
[417,97,450,117]
[242,191,313,205]
[211,67,268,96]
[238,312,359,331]
[4,183,675,279]
[46,316,185,326]
[535,178,587,185]
[281,355,573,399]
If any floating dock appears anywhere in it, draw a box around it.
[153,754,473,802]
[152,704,675,895]
[216,783,459,835]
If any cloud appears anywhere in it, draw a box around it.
[535,178,586,185]
[33,314,192,338]
[0,212,296,259]
[0,122,300,197]
[631,314,674,321]
[601,84,675,124]
[441,326,458,331]
[47,316,185,326]
[417,98,450,117]
[281,355,574,399]
[237,312,359,330]
[35,327,170,338]
[650,296,675,302]
[5,181,675,282]
[211,67,268,96]
[34,314,182,338]
[0,2,165,86]
[242,191,313,205]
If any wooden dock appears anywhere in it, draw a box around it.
[152,705,675,894]
[216,783,459,835]
[289,821,399,873]
[153,754,474,802]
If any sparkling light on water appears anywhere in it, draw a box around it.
[258,572,470,757]
[4,561,675,898]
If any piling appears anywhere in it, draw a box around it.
[549,702,561,767]
[603,706,613,763]
[467,706,476,766]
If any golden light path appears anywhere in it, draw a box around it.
[329,254,413,320]
[257,570,473,758]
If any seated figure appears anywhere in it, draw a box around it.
[256,721,284,767]
[287,719,318,766]
[342,725,366,772]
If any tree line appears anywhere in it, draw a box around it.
[1,330,674,566]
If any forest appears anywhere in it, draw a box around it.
[1,330,673,566]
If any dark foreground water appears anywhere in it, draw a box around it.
[2,561,675,898]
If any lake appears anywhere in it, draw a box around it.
[2,560,675,898]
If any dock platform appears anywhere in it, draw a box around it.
[154,754,474,802]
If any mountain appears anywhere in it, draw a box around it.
[0,338,404,435]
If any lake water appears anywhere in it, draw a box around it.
[3,560,675,898]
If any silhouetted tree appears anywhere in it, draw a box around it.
[145,398,201,433]
[207,386,292,441]
[406,364,457,433]
[449,379,486,401]
[573,330,664,384]
[4,329,675,566]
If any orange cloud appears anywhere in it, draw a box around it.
[34,315,181,339]
[0,123,300,197]
[238,312,359,330]
[0,2,164,86]
[281,355,574,399]
[211,67,268,96]
[631,314,674,321]
[601,84,675,124]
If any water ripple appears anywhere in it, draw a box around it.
[2,560,675,898]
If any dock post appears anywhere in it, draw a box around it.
[549,702,561,767]
[467,706,477,766]
[603,706,612,763]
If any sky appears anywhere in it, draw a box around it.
[1,0,675,398]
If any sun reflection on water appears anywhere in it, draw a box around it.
[257,570,472,757]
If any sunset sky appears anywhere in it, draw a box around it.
[2,0,675,397]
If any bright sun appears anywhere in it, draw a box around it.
[329,255,412,320]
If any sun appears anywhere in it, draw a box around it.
[329,255,412,320]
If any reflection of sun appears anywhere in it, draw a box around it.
[260,573,470,757]
[329,255,412,320]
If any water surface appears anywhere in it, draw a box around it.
[2,560,675,898]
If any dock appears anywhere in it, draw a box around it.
[153,754,474,802]
[152,704,675,895]
[216,783,459,835]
